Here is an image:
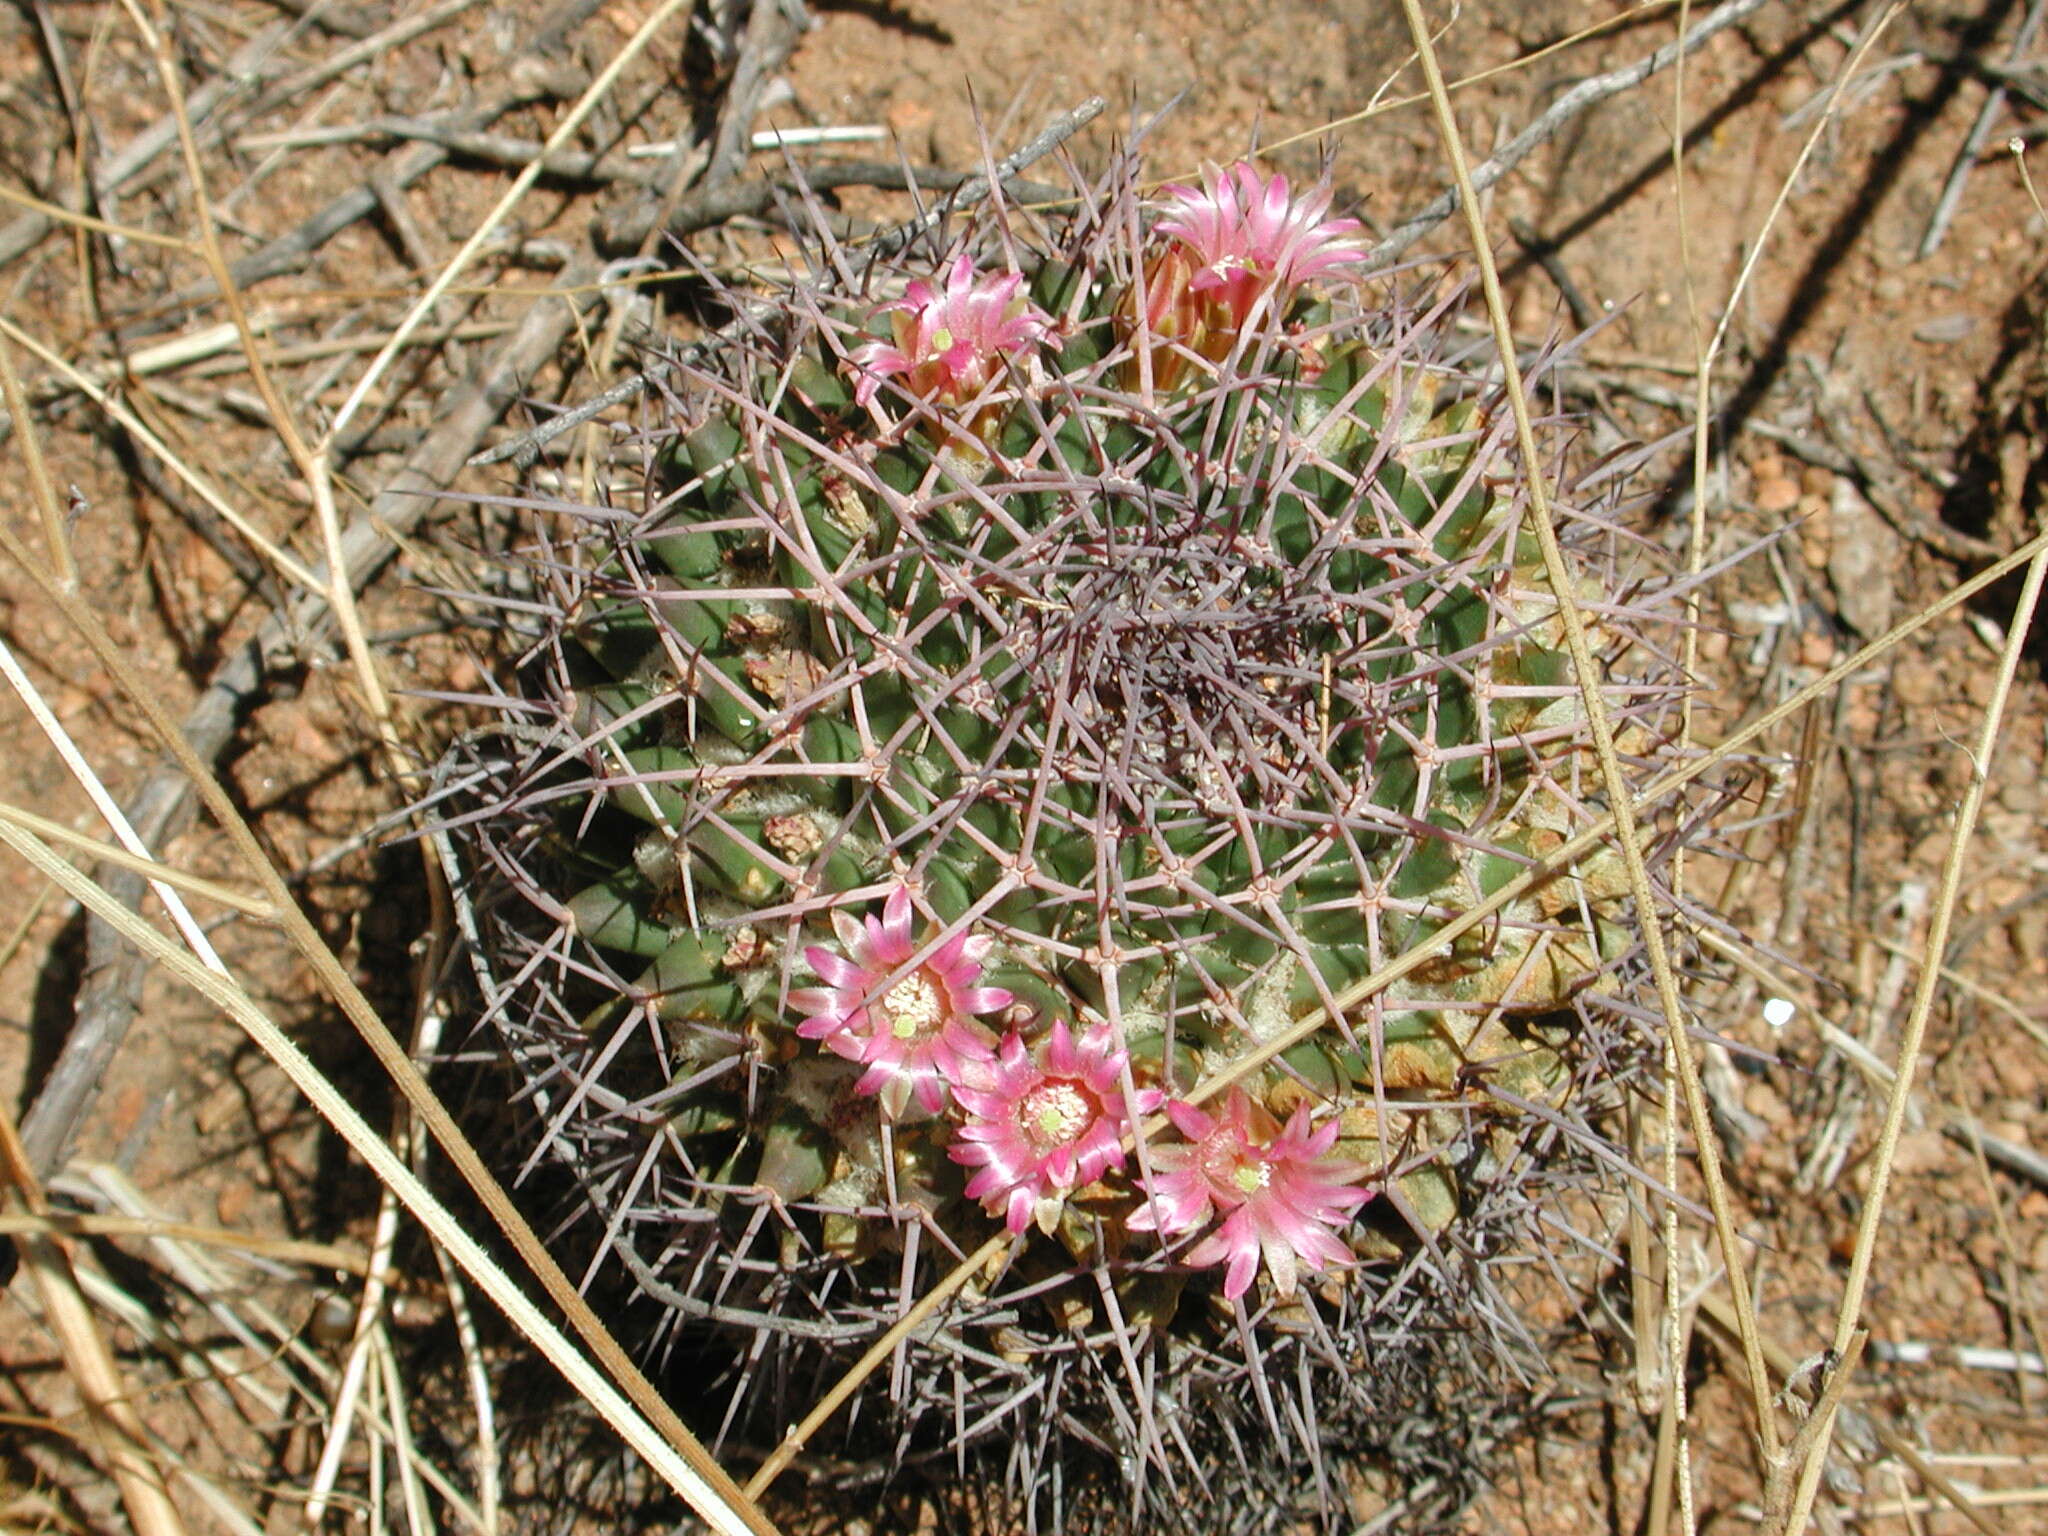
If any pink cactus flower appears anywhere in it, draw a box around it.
[1129,1089,1371,1301]
[791,884,1011,1119]
[849,252,1051,411]
[949,1020,1165,1236]
[1151,161,1364,330]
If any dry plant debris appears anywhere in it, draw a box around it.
[0,1,2043,1534]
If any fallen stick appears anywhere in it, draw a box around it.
[130,0,607,328]
[0,16,298,270]
[17,261,600,1181]
[1366,0,1774,264]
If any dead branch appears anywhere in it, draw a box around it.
[17,262,601,1181]
[1366,0,1775,264]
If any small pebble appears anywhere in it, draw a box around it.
[1886,1129,1948,1176]
[1755,475,1802,515]
[215,1181,253,1227]
[1913,314,1976,343]
[1890,657,1943,707]
[1797,631,1836,667]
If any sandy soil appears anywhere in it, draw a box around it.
[2,1,2046,1532]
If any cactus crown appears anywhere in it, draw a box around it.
[443,148,1691,1528]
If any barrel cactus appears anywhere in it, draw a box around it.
[442,152,1692,1528]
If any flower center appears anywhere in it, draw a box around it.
[880,972,942,1040]
[1200,1133,1273,1200]
[929,325,955,353]
[1018,1081,1090,1150]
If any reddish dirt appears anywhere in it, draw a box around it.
[3,1,2047,1532]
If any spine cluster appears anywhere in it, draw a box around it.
[443,146,1695,1527]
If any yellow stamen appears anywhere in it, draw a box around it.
[881,972,942,1040]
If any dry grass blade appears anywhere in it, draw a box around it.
[322,0,692,447]
[0,334,75,589]
[0,634,230,990]
[0,179,197,250]
[1780,541,2048,1535]
[1367,0,1772,264]
[0,1104,186,1536]
[0,811,774,1536]
[0,312,322,593]
[1263,0,1685,159]
[0,800,272,918]
[0,606,777,1530]
[0,381,771,1528]
[124,0,403,759]
[1395,0,1783,1466]
[0,1211,379,1277]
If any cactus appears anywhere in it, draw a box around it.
[442,151,1695,1529]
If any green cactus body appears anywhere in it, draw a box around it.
[448,155,1694,1528]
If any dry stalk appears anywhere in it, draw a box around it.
[1780,538,2048,1536]
[322,0,693,448]
[1400,0,1781,1460]
[1651,12,1710,1520]
[71,11,751,1522]
[122,22,475,1492]
[0,800,271,917]
[125,0,401,756]
[0,478,777,1536]
[0,1211,377,1277]
[0,334,76,589]
[0,811,775,1536]
[1367,0,1773,265]
[0,180,196,248]
[0,313,322,591]
[1662,3,1911,1510]
[0,1104,187,1536]
[0,638,228,979]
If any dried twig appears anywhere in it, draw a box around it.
[137,0,606,322]
[0,1097,187,1536]
[1945,1114,2048,1189]
[1402,0,1787,1476]
[1366,0,1773,264]
[865,95,1105,260]
[238,117,662,183]
[1917,0,2048,258]
[592,158,1068,255]
[1779,539,2048,1536]
[1509,215,1600,330]
[0,16,299,270]
[706,0,810,191]
[243,0,488,118]
[16,266,598,1180]
[0,811,773,1536]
